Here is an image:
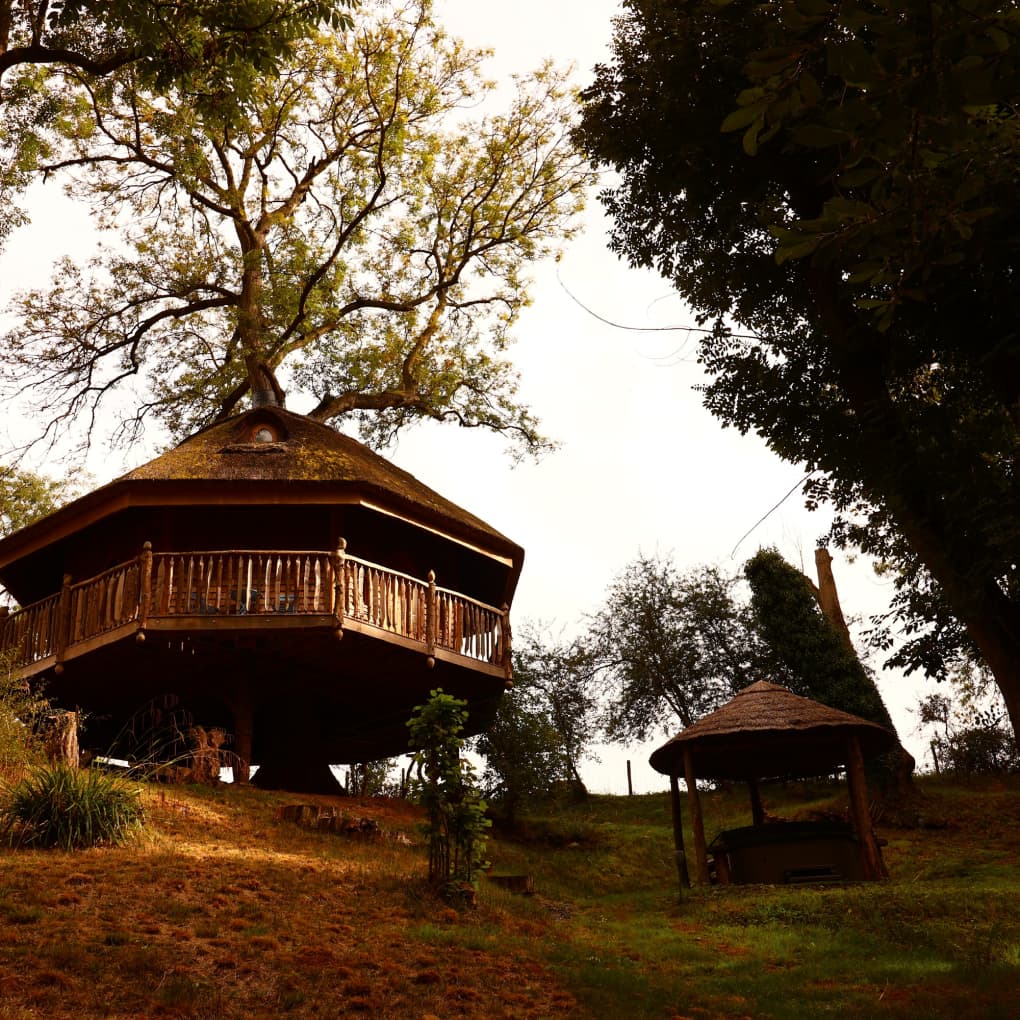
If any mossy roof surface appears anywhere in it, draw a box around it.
[116,408,515,545]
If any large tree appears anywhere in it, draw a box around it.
[589,555,761,741]
[0,1,354,247]
[476,623,598,815]
[2,0,588,457]
[0,1,353,85]
[578,0,1020,746]
[0,466,79,537]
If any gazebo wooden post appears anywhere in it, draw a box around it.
[845,734,887,880]
[669,774,690,893]
[748,779,765,827]
[682,748,711,885]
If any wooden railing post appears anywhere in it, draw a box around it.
[332,538,346,634]
[53,574,72,674]
[500,603,512,683]
[425,570,437,667]
[137,542,153,638]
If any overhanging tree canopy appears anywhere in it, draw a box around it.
[2,0,590,457]
[0,1,355,247]
[578,0,1020,746]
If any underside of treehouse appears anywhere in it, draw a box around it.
[0,408,523,790]
[2,544,510,775]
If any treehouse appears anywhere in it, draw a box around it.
[0,408,522,790]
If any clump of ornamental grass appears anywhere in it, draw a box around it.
[1,763,144,850]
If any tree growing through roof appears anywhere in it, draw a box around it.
[0,1,355,248]
[1,0,590,458]
[744,548,895,731]
[577,0,1020,750]
[588,555,762,741]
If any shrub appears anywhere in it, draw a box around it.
[1,763,144,849]
[0,653,50,777]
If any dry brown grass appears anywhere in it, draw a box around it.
[0,783,584,1019]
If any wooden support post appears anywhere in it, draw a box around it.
[500,603,512,680]
[54,573,73,671]
[846,734,888,880]
[682,748,710,885]
[748,779,765,827]
[626,759,633,796]
[669,774,690,893]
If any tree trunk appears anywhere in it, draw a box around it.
[814,548,854,654]
[809,267,1020,753]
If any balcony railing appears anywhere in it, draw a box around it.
[0,543,511,677]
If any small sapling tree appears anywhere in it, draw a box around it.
[407,689,489,895]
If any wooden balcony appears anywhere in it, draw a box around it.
[0,542,512,682]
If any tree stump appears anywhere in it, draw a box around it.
[43,710,79,766]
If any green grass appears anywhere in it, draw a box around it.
[0,772,1014,1017]
[471,776,1020,1019]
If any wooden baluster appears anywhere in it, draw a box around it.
[114,568,125,625]
[54,575,71,669]
[169,556,178,613]
[183,555,195,616]
[155,557,168,615]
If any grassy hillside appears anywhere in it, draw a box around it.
[0,775,1017,1019]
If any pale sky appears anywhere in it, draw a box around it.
[0,0,934,790]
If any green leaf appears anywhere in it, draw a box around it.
[837,166,881,188]
[775,236,821,264]
[847,260,884,284]
[721,101,768,133]
[743,115,766,155]
[791,123,852,147]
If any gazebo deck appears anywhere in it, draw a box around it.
[0,543,510,682]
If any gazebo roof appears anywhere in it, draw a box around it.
[649,680,898,781]
[0,407,523,570]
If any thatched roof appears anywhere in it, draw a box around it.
[649,681,898,781]
[118,407,515,544]
[0,407,522,569]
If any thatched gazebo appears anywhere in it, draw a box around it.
[650,681,898,886]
